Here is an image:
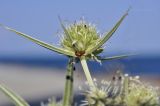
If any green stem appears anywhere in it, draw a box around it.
[62,58,74,106]
[80,56,95,88]
[124,75,129,96]
[122,74,129,101]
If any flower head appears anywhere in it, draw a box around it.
[61,20,103,57]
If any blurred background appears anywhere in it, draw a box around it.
[0,0,160,106]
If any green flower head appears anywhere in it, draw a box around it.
[61,20,102,57]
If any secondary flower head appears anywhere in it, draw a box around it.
[80,73,160,106]
[61,20,103,57]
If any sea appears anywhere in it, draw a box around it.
[0,55,160,76]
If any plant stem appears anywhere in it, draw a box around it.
[62,58,74,106]
[124,75,129,97]
[122,74,129,101]
[80,56,95,88]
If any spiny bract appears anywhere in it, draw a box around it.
[61,20,103,57]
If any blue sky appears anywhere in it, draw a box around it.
[0,0,160,57]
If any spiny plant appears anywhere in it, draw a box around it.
[0,10,128,87]
[0,10,131,106]
[80,71,160,106]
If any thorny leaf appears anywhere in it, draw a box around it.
[85,10,129,55]
[0,84,29,106]
[98,54,132,61]
[0,24,76,57]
